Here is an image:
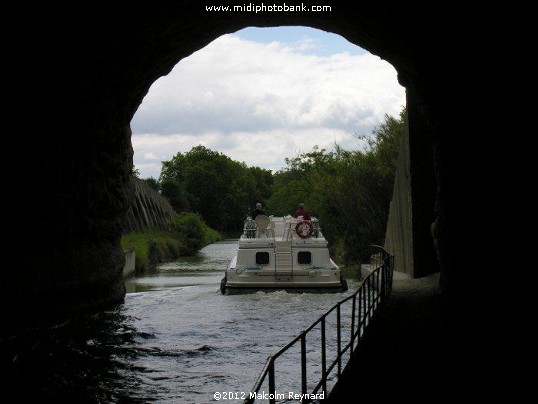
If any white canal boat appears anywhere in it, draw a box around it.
[220,215,348,294]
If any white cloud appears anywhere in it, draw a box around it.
[132,128,366,176]
[131,32,405,178]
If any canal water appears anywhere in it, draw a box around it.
[19,240,361,403]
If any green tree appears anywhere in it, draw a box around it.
[267,108,406,263]
[143,177,161,192]
[170,212,205,253]
[160,145,272,231]
[161,178,189,212]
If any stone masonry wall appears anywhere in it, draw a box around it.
[123,177,176,233]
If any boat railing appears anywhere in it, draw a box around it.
[284,218,322,240]
[243,216,324,240]
[243,245,394,403]
[243,218,257,238]
[243,216,276,239]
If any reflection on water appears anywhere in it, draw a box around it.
[9,309,151,402]
[9,240,361,403]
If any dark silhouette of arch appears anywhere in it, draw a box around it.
[7,4,476,358]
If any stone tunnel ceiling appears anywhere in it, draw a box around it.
[6,2,469,335]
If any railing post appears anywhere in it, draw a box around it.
[369,275,373,312]
[381,258,386,305]
[371,277,375,318]
[301,334,307,398]
[321,317,327,394]
[358,287,362,339]
[375,270,383,307]
[337,305,342,377]
[268,360,276,404]
[371,271,379,312]
[350,295,356,350]
[362,280,366,331]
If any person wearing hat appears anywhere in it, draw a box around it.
[250,203,265,219]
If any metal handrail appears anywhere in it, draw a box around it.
[244,245,394,403]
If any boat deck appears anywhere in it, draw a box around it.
[241,215,325,245]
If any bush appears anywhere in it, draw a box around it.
[121,230,183,273]
[202,225,221,245]
[170,212,206,255]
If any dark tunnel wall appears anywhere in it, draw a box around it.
[5,2,473,336]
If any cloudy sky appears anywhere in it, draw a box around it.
[131,27,405,179]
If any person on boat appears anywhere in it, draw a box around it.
[293,203,311,220]
[250,203,265,219]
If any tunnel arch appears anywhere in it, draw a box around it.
[9,3,462,336]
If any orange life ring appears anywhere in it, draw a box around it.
[295,220,313,239]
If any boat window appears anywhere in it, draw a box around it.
[256,252,270,265]
[297,252,311,265]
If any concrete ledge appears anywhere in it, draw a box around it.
[123,249,135,278]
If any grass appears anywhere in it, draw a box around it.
[121,223,222,273]
[202,225,222,245]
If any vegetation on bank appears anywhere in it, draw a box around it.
[121,212,221,272]
[265,109,406,263]
[140,108,405,266]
